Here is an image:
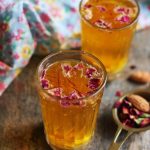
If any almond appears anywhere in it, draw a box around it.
[129,71,150,84]
[127,94,150,113]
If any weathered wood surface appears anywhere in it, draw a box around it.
[0,29,150,150]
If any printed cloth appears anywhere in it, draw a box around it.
[0,0,150,96]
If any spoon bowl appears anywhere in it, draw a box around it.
[109,88,150,150]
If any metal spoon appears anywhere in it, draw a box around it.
[109,87,150,150]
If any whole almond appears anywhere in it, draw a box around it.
[127,94,150,113]
[129,71,150,84]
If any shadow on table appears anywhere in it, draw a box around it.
[31,122,52,150]
[96,106,118,149]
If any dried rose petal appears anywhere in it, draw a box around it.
[115,90,123,97]
[68,90,82,100]
[130,108,141,116]
[41,79,49,89]
[140,118,150,127]
[72,100,81,105]
[84,4,92,9]
[122,106,129,114]
[129,114,136,120]
[61,63,72,77]
[116,15,130,23]
[62,64,72,73]
[74,62,84,70]
[124,99,132,107]
[88,78,100,90]
[96,5,106,12]
[86,67,96,78]
[60,100,71,107]
[114,100,122,108]
[114,6,130,15]
[122,119,132,127]
[48,88,63,97]
[94,19,112,29]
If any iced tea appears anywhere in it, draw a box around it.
[37,51,107,150]
[80,0,139,77]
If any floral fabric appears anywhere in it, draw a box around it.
[0,0,150,96]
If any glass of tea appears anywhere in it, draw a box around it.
[37,50,107,150]
[80,0,140,78]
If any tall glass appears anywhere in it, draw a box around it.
[37,51,107,150]
[80,0,140,78]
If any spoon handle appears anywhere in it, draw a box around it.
[108,127,133,150]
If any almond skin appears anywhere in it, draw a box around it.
[127,94,150,113]
[129,71,150,84]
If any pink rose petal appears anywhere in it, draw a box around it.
[86,67,96,78]
[84,4,92,9]
[96,5,106,12]
[68,90,81,100]
[74,62,84,70]
[48,88,63,97]
[116,15,130,23]
[88,78,100,90]
[41,79,49,89]
[94,19,112,29]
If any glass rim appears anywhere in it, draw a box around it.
[37,50,107,101]
[79,0,140,31]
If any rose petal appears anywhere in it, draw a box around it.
[48,88,63,97]
[60,100,71,107]
[96,5,106,12]
[68,90,82,100]
[88,78,100,90]
[61,63,72,77]
[122,106,129,114]
[86,67,96,78]
[84,4,92,9]
[94,19,112,29]
[116,15,130,23]
[74,62,84,70]
[115,90,123,97]
[41,79,49,89]
[140,118,150,127]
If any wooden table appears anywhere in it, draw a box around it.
[0,29,150,150]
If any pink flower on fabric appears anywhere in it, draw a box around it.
[23,8,28,14]
[40,13,51,23]
[0,23,9,32]
[35,23,45,32]
[0,45,3,51]
[0,70,6,76]
[18,16,24,22]
[70,7,76,13]
[15,35,21,41]
[0,82,5,91]
[13,54,20,59]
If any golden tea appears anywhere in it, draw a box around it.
[80,0,139,77]
[37,51,107,150]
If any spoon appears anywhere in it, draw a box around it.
[109,87,150,150]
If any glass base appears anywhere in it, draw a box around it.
[46,134,93,150]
